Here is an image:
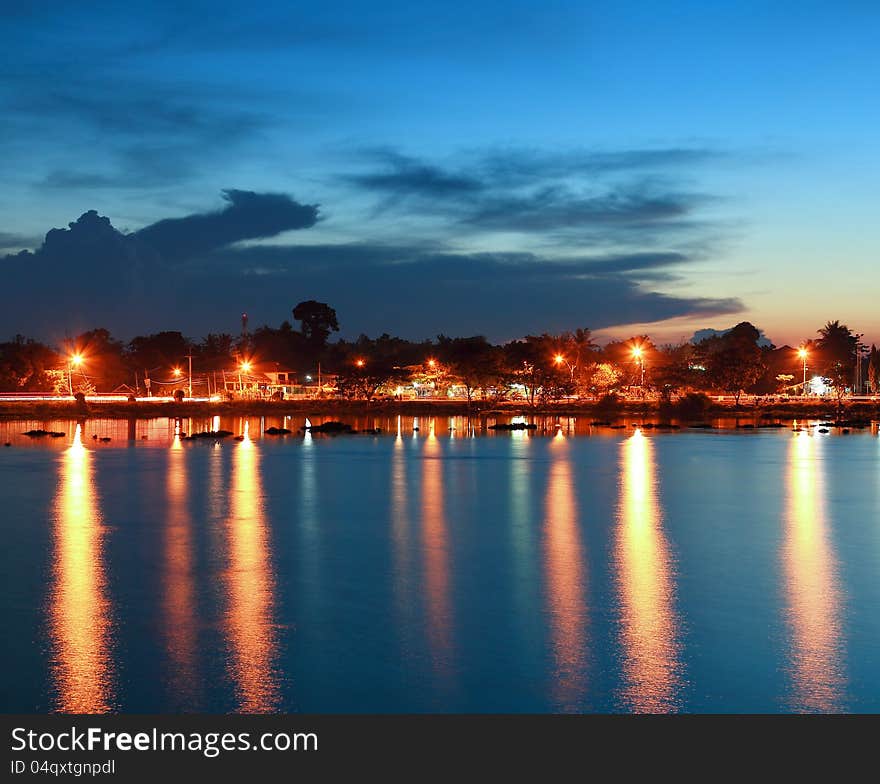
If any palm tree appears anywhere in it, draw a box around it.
[815,320,858,415]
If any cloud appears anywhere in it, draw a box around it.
[462,187,695,232]
[135,190,320,259]
[0,231,39,253]
[347,150,484,200]
[0,184,741,343]
[344,147,717,241]
[0,191,319,338]
[194,242,742,340]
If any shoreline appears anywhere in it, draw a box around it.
[1,397,878,422]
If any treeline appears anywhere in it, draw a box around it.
[1,300,878,401]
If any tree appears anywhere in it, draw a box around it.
[197,333,235,370]
[815,320,858,410]
[696,321,766,405]
[71,328,128,391]
[0,335,59,392]
[127,331,192,373]
[552,328,598,391]
[293,301,339,349]
[333,334,410,400]
[436,335,502,404]
[869,345,880,394]
[588,363,622,394]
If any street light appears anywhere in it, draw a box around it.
[172,367,182,378]
[797,347,808,395]
[631,346,645,386]
[68,353,83,395]
[427,358,437,369]
[355,358,365,368]
[238,360,252,393]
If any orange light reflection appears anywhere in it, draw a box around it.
[543,436,588,710]
[225,421,280,712]
[782,432,845,711]
[49,424,115,712]
[615,430,682,712]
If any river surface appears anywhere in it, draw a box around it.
[2,415,879,713]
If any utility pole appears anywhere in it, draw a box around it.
[186,353,193,399]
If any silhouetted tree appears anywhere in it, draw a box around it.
[0,335,59,391]
[72,328,129,391]
[696,321,765,405]
[293,300,339,349]
[436,335,502,404]
[869,345,880,394]
[815,320,858,410]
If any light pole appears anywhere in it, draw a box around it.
[554,353,576,384]
[632,346,645,386]
[798,347,808,396]
[239,360,251,394]
[186,353,193,399]
[68,353,83,396]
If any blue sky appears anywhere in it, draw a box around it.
[1,1,877,346]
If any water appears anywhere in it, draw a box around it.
[2,415,879,713]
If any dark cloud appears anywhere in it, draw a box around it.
[479,147,722,185]
[5,76,271,189]
[0,191,318,339]
[345,148,716,239]
[0,231,39,253]
[195,243,741,340]
[0,190,739,343]
[348,151,484,200]
[135,190,319,259]
[463,187,694,231]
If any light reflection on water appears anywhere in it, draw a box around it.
[782,431,846,711]
[7,417,877,712]
[48,424,115,712]
[422,423,454,683]
[223,421,281,712]
[162,432,199,709]
[615,429,682,712]
[543,433,588,711]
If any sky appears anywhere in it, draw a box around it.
[1,1,877,348]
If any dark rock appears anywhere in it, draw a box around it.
[185,430,234,440]
[265,427,292,435]
[488,422,537,430]
[302,420,354,434]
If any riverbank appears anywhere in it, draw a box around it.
[1,397,878,422]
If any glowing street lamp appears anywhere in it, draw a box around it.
[355,358,365,368]
[427,358,437,369]
[631,346,645,386]
[797,347,808,395]
[67,353,84,395]
[172,367,182,378]
[238,360,252,393]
